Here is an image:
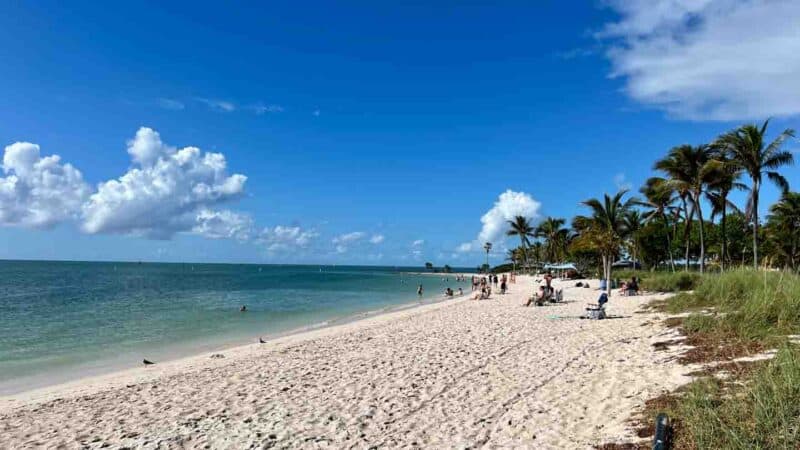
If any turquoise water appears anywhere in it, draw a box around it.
[0,260,471,394]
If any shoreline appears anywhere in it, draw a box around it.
[0,288,473,408]
[0,273,475,397]
[0,276,693,448]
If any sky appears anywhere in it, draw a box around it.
[1,0,799,266]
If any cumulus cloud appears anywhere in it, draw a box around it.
[258,225,319,253]
[599,0,800,120]
[192,209,253,241]
[412,239,424,248]
[457,190,541,252]
[0,142,91,228]
[369,234,385,244]
[81,127,247,239]
[332,231,366,253]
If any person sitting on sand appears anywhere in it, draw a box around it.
[444,287,454,297]
[524,286,546,307]
[627,277,639,295]
[618,281,628,295]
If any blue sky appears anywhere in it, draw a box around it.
[1,0,798,265]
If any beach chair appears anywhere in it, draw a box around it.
[585,293,608,319]
[585,304,606,320]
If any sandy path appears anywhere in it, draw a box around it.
[0,276,690,449]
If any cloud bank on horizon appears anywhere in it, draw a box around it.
[0,128,326,256]
[600,0,800,121]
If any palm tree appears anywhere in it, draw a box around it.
[715,120,795,268]
[574,190,632,295]
[655,144,718,273]
[623,210,644,271]
[638,177,677,271]
[483,242,492,272]
[705,153,745,271]
[506,215,535,272]
[766,192,800,270]
[654,147,695,271]
[535,217,569,263]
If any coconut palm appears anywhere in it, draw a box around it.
[506,215,535,272]
[705,152,746,271]
[535,217,569,263]
[573,190,632,294]
[714,120,795,268]
[623,210,644,271]
[638,177,678,271]
[766,192,800,270]
[655,144,718,273]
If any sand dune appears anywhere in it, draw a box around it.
[0,276,691,449]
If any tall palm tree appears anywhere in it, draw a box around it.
[574,190,632,295]
[655,144,718,273]
[638,177,677,271]
[705,152,745,271]
[535,217,569,263]
[715,120,795,268]
[655,147,695,271]
[766,192,800,271]
[623,210,644,271]
[506,215,535,272]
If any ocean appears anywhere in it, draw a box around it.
[0,260,473,394]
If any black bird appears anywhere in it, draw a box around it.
[258,337,266,344]
[143,359,155,366]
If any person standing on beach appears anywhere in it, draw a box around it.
[544,271,553,294]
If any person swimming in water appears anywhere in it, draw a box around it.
[240,305,247,312]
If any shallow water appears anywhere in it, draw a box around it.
[0,260,472,394]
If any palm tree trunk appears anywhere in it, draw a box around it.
[721,201,728,272]
[665,216,675,272]
[682,196,694,271]
[695,194,706,273]
[752,181,760,269]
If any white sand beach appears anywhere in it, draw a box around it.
[0,276,692,449]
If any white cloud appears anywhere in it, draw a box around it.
[412,239,424,248]
[456,242,473,253]
[0,142,91,228]
[156,98,185,111]
[614,172,632,191]
[332,231,367,253]
[369,234,385,244]
[195,98,236,112]
[82,127,247,239]
[250,103,284,115]
[258,225,319,253]
[599,0,800,120]
[192,209,253,241]
[457,189,541,253]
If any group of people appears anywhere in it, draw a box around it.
[469,274,509,299]
[598,276,640,296]
[523,271,556,307]
[444,287,463,297]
